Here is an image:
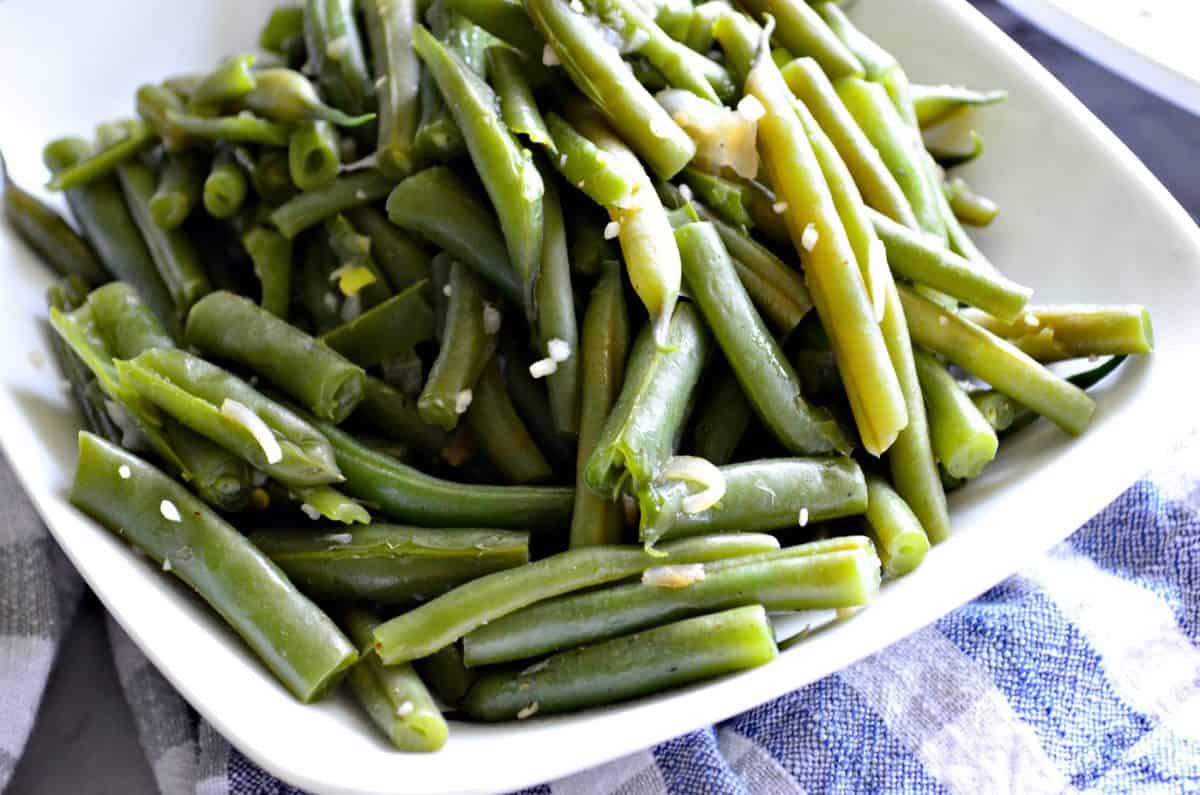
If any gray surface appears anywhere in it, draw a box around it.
[7,2,1200,794]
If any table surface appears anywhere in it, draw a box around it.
[7,2,1200,793]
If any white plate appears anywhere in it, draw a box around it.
[2,1,1199,793]
[998,0,1200,116]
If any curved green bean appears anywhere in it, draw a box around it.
[242,226,293,319]
[304,0,376,118]
[271,170,396,238]
[46,120,153,192]
[418,261,496,430]
[489,47,552,148]
[244,68,375,126]
[321,281,434,368]
[542,111,637,207]
[960,305,1154,363]
[165,110,292,146]
[911,83,1007,129]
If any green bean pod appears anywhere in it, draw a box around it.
[386,167,523,304]
[242,227,293,320]
[358,377,450,460]
[271,170,396,238]
[414,69,466,164]
[446,0,545,60]
[460,605,777,720]
[863,474,929,577]
[250,525,530,604]
[419,262,497,429]
[190,54,258,109]
[585,303,710,497]
[260,6,306,55]
[463,537,879,665]
[534,174,580,438]
[2,152,108,284]
[679,169,755,230]
[304,0,377,118]
[464,360,553,484]
[321,281,434,368]
[689,370,752,467]
[542,112,638,207]
[526,0,695,180]
[149,151,205,231]
[372,533,780,664]
[244,68,375,127]
[344,609,447,752]
[677,222,848,454]
[943,178,999,227]
[960,305,1154,363]
[738,0,861,79]
[343,205,432,292]
[71,433,357,702]
[913,349,998,480]
[165,110,292,147]
[311,418,575,528]
[489,47,553,148]
[362,0,421,177]
[911,83,1007,129]
[186,291,367,423]
[46,121,153,192]
[289,121,342,191]
[899,286,1095,436]
[203,149,248,219]
[973,355,1127,437]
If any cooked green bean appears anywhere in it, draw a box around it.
[489,47,552,148]
[463,538,879,666]
[869,208,1031,321]
[203,148,248,219]
[289,121,341,191]
[71,433,357,702]
[270,169,395,238]
[677,222,847,454]
[165,110,292,147]
[358,377,450,460]
[747,41,908,456]
[372,533,780,664]
[321,281,434,368]
[362,0,421,177]
[310,417,574,528]
[48,278,125,441]
[534,174,580,438]
[585,303,710,497]
[304,0,376,118]
[864,474,929,577]
[149,151,205,231]
[680,169,755,230]
[899,285,1095,435]
[419,262,496,430]
[386,167,523,303]
[343,205,431,292]
[542,112,637,207]
[117,347,343,486]
[569,262,630,547]
[46,121,153,192]
[2,152,108,284]
[413,69,466,164]
[242,226,293,319]
[526,0,695,180]
[460,605,777,720]
[973,355,1127,436]
[344,609,447,752]
[689,369,752,467]
[911,83,1007,129]
[135,84,193,151]
[928,130,984,170]
[498,342,576,471]
[244,68,374,127]
[960,305,1154,363]
[260,6,306,55]
[190,54,258,109]
[739,0,861,79]
[289,483,370,524]
[466,360,552,484]
[567,205,619,277]
[912,349,998,480]
[943,177,998,227]
[251,525,529,603]
[446,0,544,59]
[324,211,393,310]
[295,234,345,332]
[414,24,544,319]
[415,644,478,708]
[43,139,176,329]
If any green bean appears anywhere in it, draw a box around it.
[43,139,175,329]
[186,290,367,422]
[149,151,205,231]
[498,342,577,471]
[343,205,431,292]
[164,110,292,146]
[324,212,393,310]
[47,278,119,439]
[928,130,984,170]
[260,6,306,55]
[465,360,552,483]
[358,377,451,460]
[362,0,421,177]
[270,169,395,238]
[289,121,341,191]
[416,644,478,707]
[738,0,860,79]
[295,234,344,332]
[372,533,780,663]
[414,25,544,319]
[464,538,879,665]
[135,84,192,151]
[747,42,908,456]
[252,525,529,604]
[292,482,371,523]
[107,157,212,319]
[418,261,497,430]
[321,281,434,368]
[911,83,1007,129]
[569,103,682,345]
[344,609,447,752]
[385,166,522,303]
[1,152,108,284]
[533,174,580,438]
[567,204,619,276]
[542,112,637,207]
[682,1,729,54]
[460,605,777,720]
[780,57,918,229]
[583,0,734,103]
[310,418,574,528]
[899,285,1095,435]
[814,2,913,122]
[912,349,998,480]
[973,355,1127,436]
[304,0,376,118]
[488,47,552,148]
[244,68,375,127]
[71,433,357,702]
[942,177,997,227]
[868,208,1030,321]
[960,305,1154,363]
[190,54,258,109]
[570,261,630,548]
[864,474,928,577]
[689,370,751,467]
[118,347,343,486]
[680,169,755,230]
[413,69,466,163]
[203,149,248,219]
[242,226,293,319]
[677,222,848,454]
[45,121,152,192]
[526,0,695,180]
[585,303,710,497]
[446,0,544,59]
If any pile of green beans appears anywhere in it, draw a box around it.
[6,0,1152,753]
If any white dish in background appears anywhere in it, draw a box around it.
[1,1,1199,793]
[999,0,1200,116]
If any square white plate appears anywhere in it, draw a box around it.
[2,1,1199,793]
[998,0,1200,116]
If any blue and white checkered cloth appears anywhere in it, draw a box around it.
[3,2,1200,793]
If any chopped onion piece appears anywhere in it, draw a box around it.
[221,399,283,464]
[160,500,182,523]
[603,221,621,240]
[300,503,322,520]
[542,45,560,66]
[118,465,132,480]
[483,303,503,335]
[547,338,571,362]
[663,455,726,514]
[529,357,558,379]
[642,564,706,588]
[801,223,819,252]
[455,389,473,414]
[656,89,759,179]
